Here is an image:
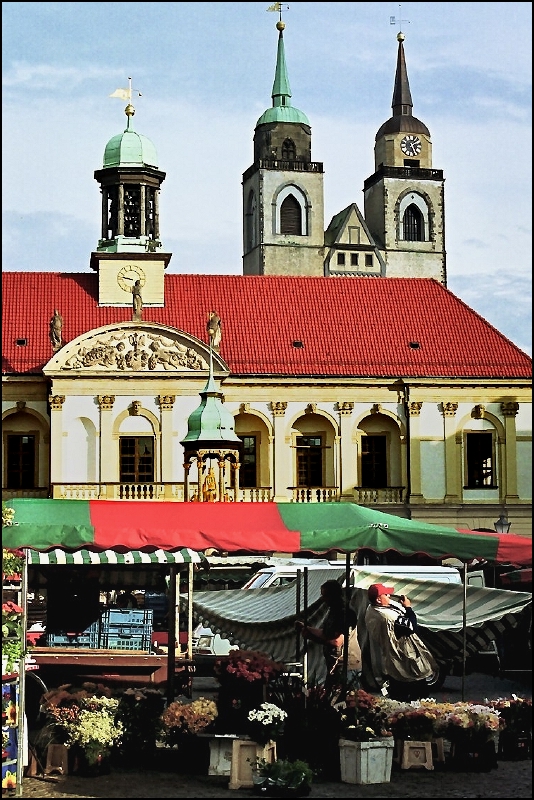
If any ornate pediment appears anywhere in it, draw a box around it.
[43,323,225,375]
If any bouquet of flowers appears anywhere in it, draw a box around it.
[160,697,218,744]
[2,547,24,580]
[487,695,532,735]
[378,698,445,741]
[337,689,392,742]
[46,696,123,766]
[247,702,288,745]
[214,650,284,684]
[443,702,500,746]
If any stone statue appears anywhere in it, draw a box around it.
[207,311,221,349]
[133,280,143,320]
[202,466,217,502]
[49,310,63,351]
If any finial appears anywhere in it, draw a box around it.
[109,77,142,127]
[267,3,289,28]
[390,4,410,36]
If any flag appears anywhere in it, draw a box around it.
[267,3,281,11]
[109,88,130,101]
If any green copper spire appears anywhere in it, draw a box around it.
[181,323,241,448]
[256,20,310,126]
[103,103,159,168]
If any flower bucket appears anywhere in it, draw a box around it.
[339,738,394,784]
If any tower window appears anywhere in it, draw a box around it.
[365,254,373,267]
[337,253,346,266]
[351,254,359,267]
[281,138,296,161]
[403,204,424,241]
[280,194,302,235]
[124,187,141,237]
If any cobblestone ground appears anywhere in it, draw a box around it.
[20,671,532,799]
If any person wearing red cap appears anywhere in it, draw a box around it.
[364,582,438,701]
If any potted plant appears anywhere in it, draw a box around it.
[2,602,24,675]
[488,695,532,760]
[214,650,284,735]
[443,702,500,772]
[247,702,287,745]
[113,686,166,765]
[336,689,394,784]
[160,696,218,773]
[40,683,122,776]
[250,756,313,797]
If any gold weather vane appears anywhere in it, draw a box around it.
[109,76,143,102]
[390,4,410,33]
[267,3,290,23]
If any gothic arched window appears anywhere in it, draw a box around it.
[281,138,296,161]
[280,194,302,234]
[403,204,424,241]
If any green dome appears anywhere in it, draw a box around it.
[103,129,158,168]
[256,106,310,127]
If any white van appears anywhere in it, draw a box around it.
[191,561,467,658]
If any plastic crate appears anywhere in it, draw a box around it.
[45,620,99,648]
[101,632,151,651]
[102,608,153,626]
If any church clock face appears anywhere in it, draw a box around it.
[400,135,422,157]
[117,264,146,292]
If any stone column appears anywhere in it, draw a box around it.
[440,402,459,503]
[49,395,65,498]
[337,402,355,499]
[271,402,289,502]
[98,395,115,490]
[408,402,423,503]
[501,402,520,502]
[159,395,175,498]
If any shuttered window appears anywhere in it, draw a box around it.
[280,195,302,234]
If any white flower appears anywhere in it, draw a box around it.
[247,703,287,726]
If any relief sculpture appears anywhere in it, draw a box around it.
[59,328,208,372]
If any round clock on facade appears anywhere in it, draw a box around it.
[400,135,422,156]
[117,264,146,292]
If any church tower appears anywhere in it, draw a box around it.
[363,32,446,283]
[242,17,325,276]
[91,99,172,307]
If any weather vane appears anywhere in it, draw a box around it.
[109,76,143,103]
[267,3,290,23]
[390,4,410,32]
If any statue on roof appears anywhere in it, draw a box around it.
[207,311,222,350]
[49,309,63,351]
[133,280,143,321]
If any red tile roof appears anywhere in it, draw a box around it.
[2,272,531,378]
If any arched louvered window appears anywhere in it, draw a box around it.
[282,138,296,161]
[280,194,302,235]
[403,204,424,241]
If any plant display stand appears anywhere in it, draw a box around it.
[395,739,434,770]
[339,738,394,785]
[228,738,276,790]
[202,734,239,776]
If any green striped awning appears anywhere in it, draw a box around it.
[26,548,207,566]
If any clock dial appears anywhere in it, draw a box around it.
[117,264,146,292]
[400,135,422,157]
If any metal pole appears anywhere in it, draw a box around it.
[303,567,308,688]
[341,553,351,694]
[166,565,177,705]
[461,561,468,701]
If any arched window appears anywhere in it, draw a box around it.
[280,194,302,234]
[282,138,296,161]
[245,189,256,252]
[403,204,424,241]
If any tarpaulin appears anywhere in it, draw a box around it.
[3,499,531,566]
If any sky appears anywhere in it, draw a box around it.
[2,2,532,356]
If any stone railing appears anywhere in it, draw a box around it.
[353,486,405,504]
